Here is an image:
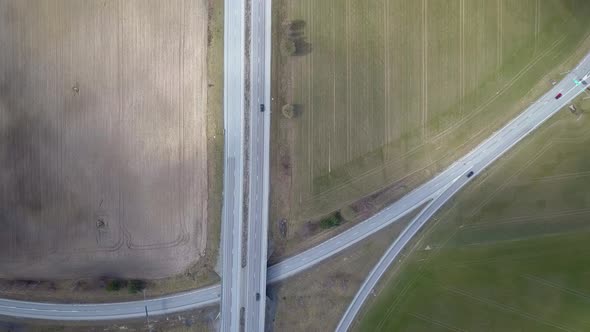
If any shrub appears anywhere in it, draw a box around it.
[319,213,342,229]
[106,279,124,292]
[128,280,146,294]
[288,19,306,32]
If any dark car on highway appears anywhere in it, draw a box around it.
[467,171,474,178]
[555,93,563,99]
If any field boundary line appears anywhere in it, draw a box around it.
[309,96,500,199]
[464,207,590,230]
[454,239,590,268]
[179,0,186,248]
[422,0,428,141]
[430,34,566,142]
[528,170,590,183]
[310,2,313,192]
[117,0,123,261]
[346,0,351,162]
[534,0,540,54]
[384,0,389,144]
[552,133,590,143]
[300,147,436,207]
[306,110,496,202]
[303,123,485,204]
[330,0,336,173]
[407,312,467,332]
[460,0,465,117]
[523,274,590,303]
[309,0,314,192]
[303,141,428,200]
[445,286,576,332]
[460,232,588,248]
[497,0,502,74]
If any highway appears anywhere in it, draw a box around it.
[221,0,271,329]
[1,24,590,330]
[241,0,272,331]
[0,285,220,321]
[334,56,590,331]
[219,0,245,330]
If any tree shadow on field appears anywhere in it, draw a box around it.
[292,103,304,118]
[293,38,312,56]
[288,19,306,31]
[283,19,312,56]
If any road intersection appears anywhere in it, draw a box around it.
[2,6,590,332]
[2,54,589,324]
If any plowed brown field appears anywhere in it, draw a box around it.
[0,0,209,279]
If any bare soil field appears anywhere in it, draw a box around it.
[270,0,590,259]
[0,305,218,332]
[0,0,211,280]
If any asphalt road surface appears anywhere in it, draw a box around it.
[241,0,272,331]
[219,0,245,330]
[335,56,590,331]
[335,182,463,332]
[1,39,590,328]
[0,285,220,321]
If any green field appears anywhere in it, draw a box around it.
[271,0,590,236]
[356,97,590,331]
[269,210,418,331]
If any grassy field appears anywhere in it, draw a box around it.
[355,96,590,331]
[268,208,420,331]
[271,0,590,256]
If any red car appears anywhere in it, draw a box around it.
[555,93,563,99]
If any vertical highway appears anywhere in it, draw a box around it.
[242,0,272,331]
[221,0,271,330]
[219,0,246,330]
